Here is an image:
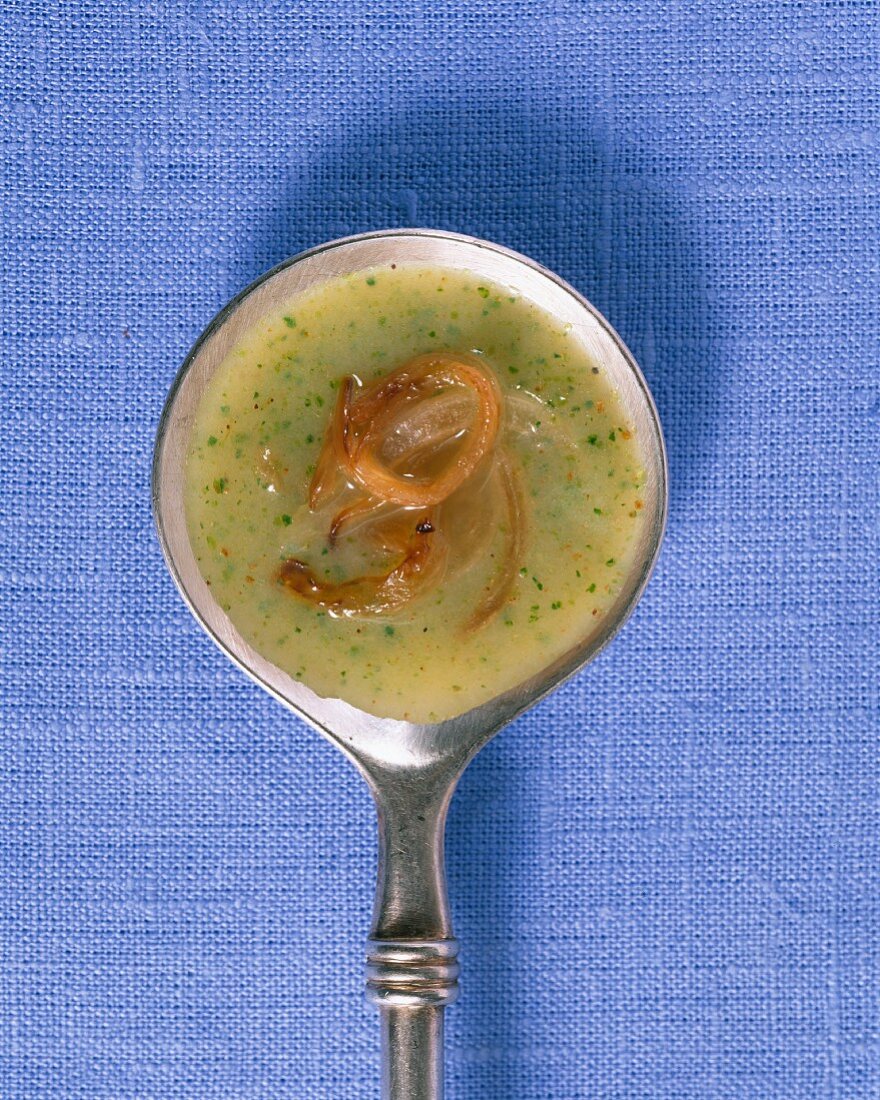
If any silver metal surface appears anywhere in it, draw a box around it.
[381,1006,444,1100]
[152,229,669,1098]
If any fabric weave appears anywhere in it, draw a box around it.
[2,3,878,1097]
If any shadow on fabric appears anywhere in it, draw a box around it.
[237,93,715,1096]
[237,93,716,510]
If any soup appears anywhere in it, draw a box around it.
[185,264,647,722]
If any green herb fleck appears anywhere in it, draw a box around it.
[207,435,218,446]
[366,276,376,286]
[551,601,562,610]
[594,507,603,515]
[606,558,615,566]
[588,435,598,446]
[212,477,227,494]
[283,315,296,328]
[608,430,616,441]
[281,514,292,526]
[588,583,596,592]
[384,625,395,636]
[477,286,490,298]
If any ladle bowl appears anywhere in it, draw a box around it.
[152,230,668,1099]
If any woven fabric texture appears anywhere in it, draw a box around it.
[2,3,878,1097]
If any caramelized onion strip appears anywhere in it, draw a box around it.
[379,389,475,466]
[465,452,526,631]
[344,356,441,431]
[284,351,525,627]
[327,494,382,544]
[277,512,446,618]
[348,355,502,506]
[308,376,354,509]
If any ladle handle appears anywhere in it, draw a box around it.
[379,1006,443,1099]
[365,765,463,1099]
[367,939,459,1099]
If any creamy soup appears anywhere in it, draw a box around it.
[185,264,647,721]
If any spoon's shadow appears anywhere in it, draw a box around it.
[236,93,715,511]
[445,728,540,1095]
[237,92,715,1096]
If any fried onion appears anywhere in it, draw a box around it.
[278,352,525,627]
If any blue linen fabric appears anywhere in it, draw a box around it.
[2,2,878,1097]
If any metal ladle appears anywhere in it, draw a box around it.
[152,230,668,1099]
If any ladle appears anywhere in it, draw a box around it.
[152,230,668,1099]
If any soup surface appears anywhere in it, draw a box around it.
[185,264,647,721]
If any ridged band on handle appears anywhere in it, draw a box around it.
[366,938,460,1008]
